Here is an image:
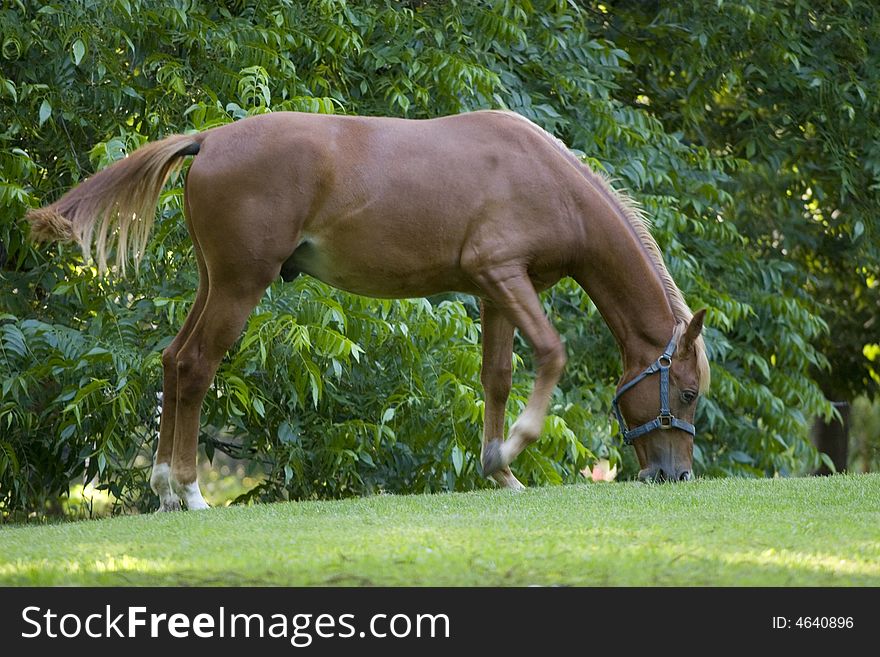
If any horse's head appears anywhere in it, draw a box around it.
[613,310,709,482]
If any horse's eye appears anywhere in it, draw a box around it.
[680,390,697,404]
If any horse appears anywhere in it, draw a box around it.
[28,110,710,511]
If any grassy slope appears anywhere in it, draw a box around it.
[1,474,878,586]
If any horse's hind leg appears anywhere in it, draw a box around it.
[473,267,566,476]
[151,193,209,512]
[169,273,273,509]
[479,299,525,490]
[151,283,207,511]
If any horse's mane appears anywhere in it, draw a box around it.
[491,110,710,392]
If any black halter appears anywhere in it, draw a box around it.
[611,335,696,445]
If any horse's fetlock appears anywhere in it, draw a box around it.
[481,439,506,476]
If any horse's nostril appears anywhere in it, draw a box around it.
[640,468,691,483]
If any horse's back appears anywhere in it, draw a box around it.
[185,111,587,297]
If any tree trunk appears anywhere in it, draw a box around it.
[811,401,850,475]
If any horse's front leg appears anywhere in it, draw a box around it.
[474,267,566,477]
[479,299,525,491]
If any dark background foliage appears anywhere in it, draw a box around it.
[1,0,878,519]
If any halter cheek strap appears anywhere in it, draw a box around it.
[611,336,696,445]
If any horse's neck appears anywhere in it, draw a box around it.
[572,208,678,371]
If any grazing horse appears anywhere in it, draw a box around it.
[28,110,710,511]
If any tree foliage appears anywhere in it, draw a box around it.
[2,0,876,518]
[606,0,880,401]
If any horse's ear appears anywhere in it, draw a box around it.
[681,309,706,352]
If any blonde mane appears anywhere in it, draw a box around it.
[494,110,710,392]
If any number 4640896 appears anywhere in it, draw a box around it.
[796,617,854,629]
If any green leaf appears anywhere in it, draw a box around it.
[729,451,754,464]
[819,453,837,474]
[278,421,297,444]
[2,79,16,102]
[38,99,51,126]
[0,441,19,473]
[452,444,464,476]
[853,220,864,241]
[72,39,85,66]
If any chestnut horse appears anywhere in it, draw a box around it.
[28,110,709,511]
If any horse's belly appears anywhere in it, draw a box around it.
[283,236,476,298]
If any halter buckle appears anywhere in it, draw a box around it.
[658,413,674,429]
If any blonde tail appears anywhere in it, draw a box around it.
[27,133,202,274]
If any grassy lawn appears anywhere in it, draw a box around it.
[1,474,878,586]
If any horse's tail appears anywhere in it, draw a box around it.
[27,133,203,274]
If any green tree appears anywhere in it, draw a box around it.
[604,0,880,468]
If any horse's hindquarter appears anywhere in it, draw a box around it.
[187,111,583,297]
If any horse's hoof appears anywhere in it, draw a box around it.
[185,498,210,511]
[490,462,527,490]
[493,471,526,491]
[172,480,210,510]
[156,498,182,513]
[481,439,505,476]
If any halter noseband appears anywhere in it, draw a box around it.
[611,335,696,445]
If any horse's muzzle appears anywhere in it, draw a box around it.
[638,467,693,482]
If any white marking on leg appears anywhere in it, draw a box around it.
[508,409,543,452]
[172,478,210,511]
[498,439,516,467]
[181,483,210,510]
[150,462,181,512]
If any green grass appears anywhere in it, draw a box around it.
[2,474,879,586]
